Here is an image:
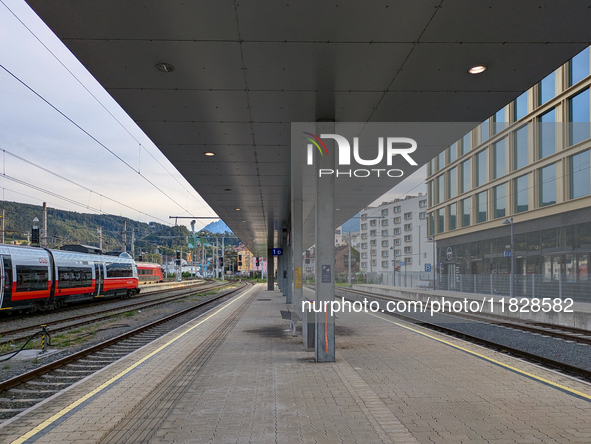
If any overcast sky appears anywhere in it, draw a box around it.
[0,0,426,236]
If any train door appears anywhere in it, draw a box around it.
[94,262,104,296]
[1,256,12,309]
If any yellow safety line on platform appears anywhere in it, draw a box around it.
[370,312,591,401]
[11,284,258,444]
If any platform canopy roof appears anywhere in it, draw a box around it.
[27,0,591,254]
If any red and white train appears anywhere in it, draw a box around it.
[136,262,164,284]
[0,244,140,313]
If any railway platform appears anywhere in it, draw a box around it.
[1,283,591,443]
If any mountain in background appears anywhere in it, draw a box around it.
[341,214,360,232]
[201,219,232,234]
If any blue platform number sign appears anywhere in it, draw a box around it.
[425,263,432,272]
[504,250,512,257]
[272,248,283,256]
[321,265,331,283]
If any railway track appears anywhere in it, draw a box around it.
[0,281,233,350]
[0,282,251,422]
[335,286,591,381]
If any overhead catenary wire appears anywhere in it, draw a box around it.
[0,0,206,211]
[0,63,194,218]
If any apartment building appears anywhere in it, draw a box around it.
[427,46,591,286]
[359,194,432,273]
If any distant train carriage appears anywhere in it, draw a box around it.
[136,262,164,284]
[0,244,139,313]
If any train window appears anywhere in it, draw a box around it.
[58,267,92,288]
[106,262,133,278]
[16,266,48,292]
[3,257,12,294]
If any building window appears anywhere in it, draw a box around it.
[462,197,471,227]
[381,229,388,236]
[429,212,434,235]
[381,219,389,226]
[382,251,389,258]
[370,239,377,246]
[393,217,401,224]
[394,206,401,213]
[381,240,389,247]
[570,47,590,87]
[371,250,376,256]
[404,235,412,242]
[361,223,367,230]
[449,203,457,230]
[427,160,432,176]
[361,252,367,259]
[461,133,470,155]
[361,262,367,268]
[493,107,505,134]
[370,230,376,236]
[540,163,557,207]
[403,257,412,265]
[514,91,528,121]
[437,209,444,233]
[570,150,591,199]
[461,159,471,193]
[438,174,445,203]
[361,233,367,240]
[477,191,487,223]
[361,214,367,220]
[370,219,377,227]
[419,212,427,219]
[404,246,412,254]
[395,238,401,245]
[404,212,412,220]
[428,181,433,207]
[382,261,389,268]
[476,150,487,187]
[372,259,377,266]
[361,243,368,249]
[438,151,445,170]
[494,183,506,219]
[394,228,401,235]
[539,108,556,159]
[419,199,427,208]
[481,119,490,143]
[514,125,528,170]
[493,139,505,179]
[539,71,555,105]
[404,223,412,231]
[449,143,457,163]
[335,229,341,235]
[394,249,401,257]
[449,167,457,198]
[569,88,590,146]
[381,209,388,216]
[515,174,529,213]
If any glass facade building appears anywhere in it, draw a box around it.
[427,46,591,286]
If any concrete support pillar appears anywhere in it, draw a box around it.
[285,240,292,304]
[292,198,303,320]
[267,248,274,290]
[277,253,282,291]
[315,121,335,362]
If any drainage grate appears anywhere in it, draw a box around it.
[257,298,271,301]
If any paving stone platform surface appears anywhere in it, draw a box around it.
[1,283,591,444]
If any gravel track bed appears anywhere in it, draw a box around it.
[0,287,239,383]
[0,282,214,336]
[345,291,591,374]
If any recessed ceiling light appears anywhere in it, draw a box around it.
[468,65,487,75]
[336,208,340,211]
[235,208,241,211]
[204,152,215,157]
[155,62,175,73]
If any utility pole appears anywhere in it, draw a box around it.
[97,227,103,250]
[122,220,127,252]
[42,202,47,248]
[131,229,135,259]
[215,238,219,279]
[221,237,225,281]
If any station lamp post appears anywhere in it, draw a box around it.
[428,236,436,290]
[502,218,514,298]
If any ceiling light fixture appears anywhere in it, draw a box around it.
[468,65,487,75]
[155,62,175,73]
[235,208,241,211]
[204,152,215,157]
